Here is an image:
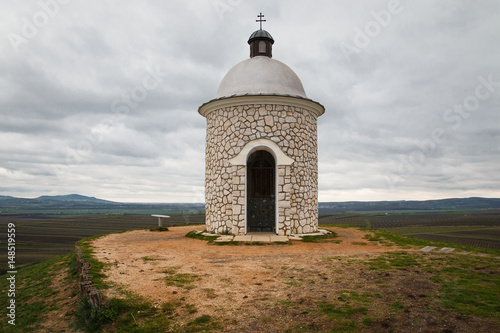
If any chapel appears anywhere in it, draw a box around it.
[198,14,325,236]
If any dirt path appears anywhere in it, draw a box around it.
[91,226,406,329]
[91,226,500,332]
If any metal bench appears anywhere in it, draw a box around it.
[151,214,170,227]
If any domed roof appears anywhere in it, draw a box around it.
[248,29,274,44]
[215,56,308,99]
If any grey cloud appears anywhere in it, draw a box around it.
[0,0,498,202]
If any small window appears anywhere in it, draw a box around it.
[259,41,266,53]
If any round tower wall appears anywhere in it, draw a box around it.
[204,102,319,236]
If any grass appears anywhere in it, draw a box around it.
[184,303,198,314]
[185,230,219,243]
[363,233,384,243]
[360,247,500,319]
[76,235,109,289]
[390,300,405,311]
[204,288,218,299]
[429,256,500,318]
[362,317,373,326]
[321,226,500,327]
[318,302,368,318]
[162,267,200,290]
[162,300,182,314]
[338,291,379,304]
[215,240,240,246]
[0,254,70,332]
[142,256,162,261]
[183,315,220,333]
[300,231,339,243]
[274,243,500,331]
[317,302,367,332]
[276,299,295,308]
[74,296,152,332]
[366,251,422,271]
[149,226,169,232]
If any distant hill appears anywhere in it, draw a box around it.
[1,194,500,213]
[36,194,114,203]
[319,197,500,212]
[0,194,204,213]
[0,194,121,211]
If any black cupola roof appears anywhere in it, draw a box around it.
[248,30,274,58]
[248,29,274,44]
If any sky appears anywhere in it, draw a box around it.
[0,0,499,203]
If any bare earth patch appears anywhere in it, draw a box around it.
[91,226,498,332]
[38,266,80,333]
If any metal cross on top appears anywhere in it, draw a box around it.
[256,12,266,30]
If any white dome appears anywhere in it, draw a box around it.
[216,56,308,99]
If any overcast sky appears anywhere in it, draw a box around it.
[1,0,499,203]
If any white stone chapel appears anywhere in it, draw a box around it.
[199,15,325,236]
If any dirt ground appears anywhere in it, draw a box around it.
[39,266,80,333]
[91,226,497,332]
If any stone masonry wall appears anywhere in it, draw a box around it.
[75,245,104,310]
[205,103,318,236]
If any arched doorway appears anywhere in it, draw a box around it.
[247,150,276,232]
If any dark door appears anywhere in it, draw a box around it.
[247,150,275,232]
